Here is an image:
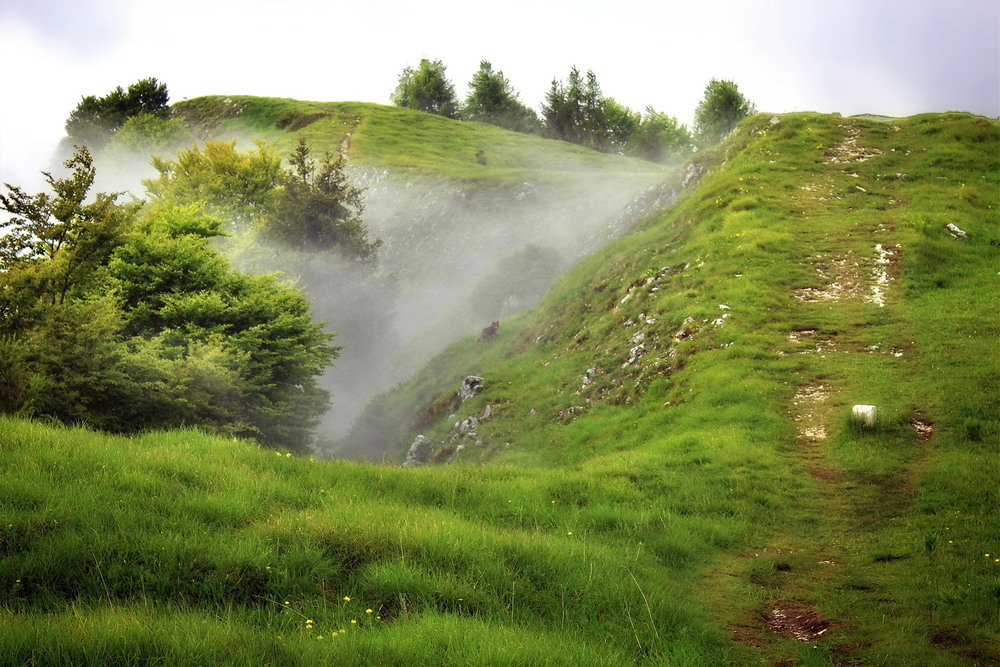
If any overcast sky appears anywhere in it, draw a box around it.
[1,0,997,189]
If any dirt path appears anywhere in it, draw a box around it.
[340,115,362,160]
[715,119,923,663]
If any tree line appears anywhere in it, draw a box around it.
[391,59,756,161]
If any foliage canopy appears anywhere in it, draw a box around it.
[540,67,691,162]
[0,148,337,451]
[693,78,756,145]
[64,78,170,150]
[265,137,381,260]
[462,61,539,133]
[391,59,460,119]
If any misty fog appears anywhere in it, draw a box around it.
[21,137,678,460]
[306,164,678,458]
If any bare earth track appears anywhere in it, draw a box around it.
[712,117,947,665]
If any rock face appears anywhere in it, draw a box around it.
[459,376,484,402]
[402,435,434,467]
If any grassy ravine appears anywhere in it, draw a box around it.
[2,112,997,665]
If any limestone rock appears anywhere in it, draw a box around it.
[402,435,434,467]
[459,376,485,402]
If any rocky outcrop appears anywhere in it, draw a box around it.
[402,435,434,467]
[459,376,484,402]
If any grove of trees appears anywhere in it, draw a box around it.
[390,60,754,163]
[461,61,539,133]
[63,78,172,151]
[0,143,376,452]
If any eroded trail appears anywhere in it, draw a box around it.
[708,118,944,664]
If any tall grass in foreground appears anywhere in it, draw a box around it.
[1,417,760,664]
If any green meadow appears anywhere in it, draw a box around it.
[1,107,997,664]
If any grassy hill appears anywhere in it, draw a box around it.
[171,95,672,179]
[2,110,997,664]
[165,96,677,444]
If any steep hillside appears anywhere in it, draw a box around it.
[167,96,677,444]
[2,112,995,665]
[351,111,1000,661]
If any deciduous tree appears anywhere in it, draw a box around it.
[391,59,460,119]
[693,79,756,146]
[462,61,539,133]
[64,78,170,150]
[630,107,693,163]
[144,140,282,226]
[0,151,338,451]
[0,147,140,308]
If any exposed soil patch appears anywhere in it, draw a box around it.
[824,124,884,164]
[911,416,934,440]
[864,243,898,307]
[794,242,898,309]
[793,254,868,303]
[340,115,362,160]
[792,383,831,443]
[764,601,834,642]
[787,329,839,355]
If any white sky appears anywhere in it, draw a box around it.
[1,0,997,190]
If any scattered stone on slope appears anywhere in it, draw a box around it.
[911,415,934,440]
[402,435,434,467]
[792,384,831,443]
[793,254,867,303]
[607,183,681,237]
[459,376,484,402]
[580,367,603,390]
[946,223,969,238]
[450,403,494,444]
[682,162,705,189]
[864,243,897,307]
[617,266,674,306]
[823,123,883,164]
[786,329,838,355]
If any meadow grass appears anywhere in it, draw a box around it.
[2,111,996,664]
[173,95,672,185]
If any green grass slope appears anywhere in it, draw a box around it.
[2,112,996,665]
[172,95,672,181]
[350,111,1000,662]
